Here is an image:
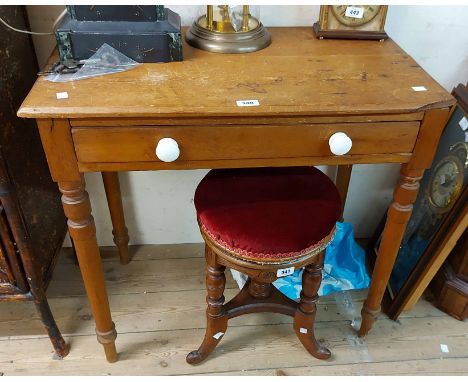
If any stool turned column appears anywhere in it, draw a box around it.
[248,280,273,299]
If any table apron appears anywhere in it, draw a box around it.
[72,122,420,170]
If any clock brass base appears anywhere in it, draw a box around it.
[313,22,388,41]
[186,19,271,54]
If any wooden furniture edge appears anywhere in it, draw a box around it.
[406,108,451,171]
[17,104,455,120]
[36,119,81,182]
[76,154,413,173]
[67,113,426,127]
[313,22,389,41]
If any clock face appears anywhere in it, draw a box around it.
[428,157,464,211]
[331,5,382,27]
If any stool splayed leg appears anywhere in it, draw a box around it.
[187,243,332,364]
[293,252,331,360]
[186,247,228,365]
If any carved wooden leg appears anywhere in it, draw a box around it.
[359,166,423,337]
[336,164,353,221]
[102,172,130,265]
[294,251,331,360]
[187,246,227,365]
[59,179,118,362]
[33,289,70,358]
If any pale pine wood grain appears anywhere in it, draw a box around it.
[18,28,454,119]
[0,244,467,375]
[214,359,468,376]
[71,122,420,164]
[0,284,450,339]
[0,315,466,375]
[36,119,81,182]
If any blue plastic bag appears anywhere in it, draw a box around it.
[273,222,370,299]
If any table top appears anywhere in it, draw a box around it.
[18,27,454,120]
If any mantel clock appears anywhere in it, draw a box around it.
[314,5,388,41]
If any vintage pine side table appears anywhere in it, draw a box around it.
[18,28,454,362]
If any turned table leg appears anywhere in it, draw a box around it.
[358,108,450,336]
[336,164,353,221]
[102,172,130,265]
[59,179,118,362]
[359,166,423,337]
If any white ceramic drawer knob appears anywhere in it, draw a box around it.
[328,132,353,156]
[156,137,180,162]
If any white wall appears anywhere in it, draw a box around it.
[386,6,468,91]
[27,5,65,68]
[24,5,468,245]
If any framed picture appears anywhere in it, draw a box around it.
[367,83,468,319]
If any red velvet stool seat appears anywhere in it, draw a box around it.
[187,167,341,365]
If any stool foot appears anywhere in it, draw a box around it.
[294,310,331,360]
[187,315,228,365]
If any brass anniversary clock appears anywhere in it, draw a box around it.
[313,5,388,40]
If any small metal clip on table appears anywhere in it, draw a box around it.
[18,28,455,362]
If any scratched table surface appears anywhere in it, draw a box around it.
[18,27,453,119]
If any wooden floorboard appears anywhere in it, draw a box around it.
[0,244,467,375]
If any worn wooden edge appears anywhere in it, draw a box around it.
[313,22,389,41]
[16,25,455,120]
[71,121,421,131]
[17,103,454,120]
[406,108,452,171]
[36,119,81,182]
[76,154,412,172]
[68,113,425,127]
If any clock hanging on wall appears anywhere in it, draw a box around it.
[313,5,388,40]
